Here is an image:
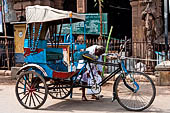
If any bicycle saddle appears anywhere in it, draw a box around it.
[82,53,98,61]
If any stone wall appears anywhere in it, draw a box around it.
[53,0,64,10]
[13,0,64,21]
[3,0,17,22]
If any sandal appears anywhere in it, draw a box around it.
[91,95,99,100]
[82,96,88,101]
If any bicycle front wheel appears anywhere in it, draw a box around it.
[115,71,156,111]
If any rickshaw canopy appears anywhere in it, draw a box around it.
[26,5,85,24]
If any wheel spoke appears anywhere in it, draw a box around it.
[64,87,69,92]
[138,94,149,104]
[18,87,26,90]
[33,92,44,100]
[124,93,134,108]
[32,78,39,88]
[31,93,36,107]
[21,92,29,101]
[33,92,41,104]
[29,93,32,107]
[18,91,28,95]
[19,80,25,86]
[31,73,34,85]
[25,74,31,84]
[34,90,45,95]
[118,90,132,94]
[136,95,146,108]
[59,84,62,97]
[23,76,30,87]
[24,93,30,104]
[56,85,59,98]
[61,85,67,96]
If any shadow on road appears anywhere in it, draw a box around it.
[41,98,125,112]
[39,97,162,112]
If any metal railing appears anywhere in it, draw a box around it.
[0,37,15,69]
[0,34,166,72]
[86,37,167,74]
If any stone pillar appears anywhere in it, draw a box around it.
[131,0,144,42]
[130,0,163,59]
[130,0,146,58]
[77,0,87,13]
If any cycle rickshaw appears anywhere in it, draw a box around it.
[15,5,156,111]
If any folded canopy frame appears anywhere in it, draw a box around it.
[25,5,86,71]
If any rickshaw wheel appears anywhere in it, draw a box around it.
[48,79,73,99]
[15,71,48,109]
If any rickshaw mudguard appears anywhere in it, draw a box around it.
[16,63,77,79]
[16,64,48,77]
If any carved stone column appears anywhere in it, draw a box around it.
[130,0,163,58]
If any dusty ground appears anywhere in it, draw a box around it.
[0,82,170,113]
[0,76,16,85]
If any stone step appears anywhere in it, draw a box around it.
[0,70,15,85]
[0,76,16,85]
[0,70,11,76]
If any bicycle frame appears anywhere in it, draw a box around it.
[72,58,139,93]
[72,59,122,87]
[72,39,139,93]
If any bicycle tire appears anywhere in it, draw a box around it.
[115,71,156,111]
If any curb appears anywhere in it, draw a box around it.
[0,70,11,76]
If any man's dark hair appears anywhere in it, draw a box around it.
[95,47,105,56]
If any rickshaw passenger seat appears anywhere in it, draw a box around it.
[46,48,63,61]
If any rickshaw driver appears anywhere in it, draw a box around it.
[81,45,105,101]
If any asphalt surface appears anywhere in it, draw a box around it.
[0,84,170,113]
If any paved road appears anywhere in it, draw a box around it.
[0,84,170,113]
